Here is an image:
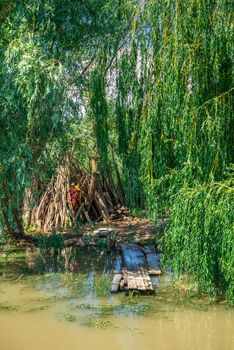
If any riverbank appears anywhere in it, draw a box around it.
[62,216,167,248]
[0,216,167,249]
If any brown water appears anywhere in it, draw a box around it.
[0,247,233,350]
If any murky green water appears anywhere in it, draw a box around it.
[0,247,233,350]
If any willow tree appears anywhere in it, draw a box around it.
[97,0,233,301]
[0,0,130,238]
[1,0,233,302]
[0,2,67,238]
[140,0,233,302]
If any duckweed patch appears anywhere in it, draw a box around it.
[75,301,158,317]
[64,314,77,322]
[81,317,113,329]
[0,303,19,311]
[0,299,55,313]
[25,304,53,312]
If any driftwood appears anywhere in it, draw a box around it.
[36,163,73,232]
[33,156,126,232]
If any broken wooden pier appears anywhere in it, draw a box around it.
[111,243,162,292]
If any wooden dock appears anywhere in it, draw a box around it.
[111,243,162,292]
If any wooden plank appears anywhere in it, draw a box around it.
[111,273,122,293]
[111,245,158,293]
[142,245,156,254]
[114,255,122,273]
[120,243,147,272]
[140,268,154,290]
[117,268,153,291]
[120,269,128,290]
[148,268,162,275]
[143,245,161,270]
[139,268,154,291]
[134,272,146,290]
[127,271,137,290]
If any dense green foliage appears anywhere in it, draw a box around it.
[104,0,234,302]
[0,0,233,302]
[0,0,130,235]
[164,170,234,303]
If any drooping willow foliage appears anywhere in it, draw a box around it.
[0,0,130,236]
[163,170,234,303]
[94,0,233,302]
[0,15,66,237]
[106,0,233,209]
[90,66,109,168]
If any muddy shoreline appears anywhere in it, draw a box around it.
[62,217,168,248]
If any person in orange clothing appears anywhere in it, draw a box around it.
[68,183,80,212]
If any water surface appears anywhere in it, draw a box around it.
[0,247,233,350]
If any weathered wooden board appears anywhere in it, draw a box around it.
[140,268,154,290]
[119,243,147,272]
[143,245,161,270]
[135,274,146,290]
[121,268,153,291]
[111,273,122,292]
[111,244,160,292]
[148,269,162,275]
[127,271,137,290]
[111,256,123,292]
[114,255,122,273]
[120,269,128,290]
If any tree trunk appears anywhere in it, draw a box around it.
[1,194,25,240]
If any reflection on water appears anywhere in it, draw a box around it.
[0,246,117,276]
[25,246,117,275]
[0,247,233,350]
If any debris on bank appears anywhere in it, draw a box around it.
[63,217,167,248]
[31,156,128,232]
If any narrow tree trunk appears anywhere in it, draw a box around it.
[1,190,25,240]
